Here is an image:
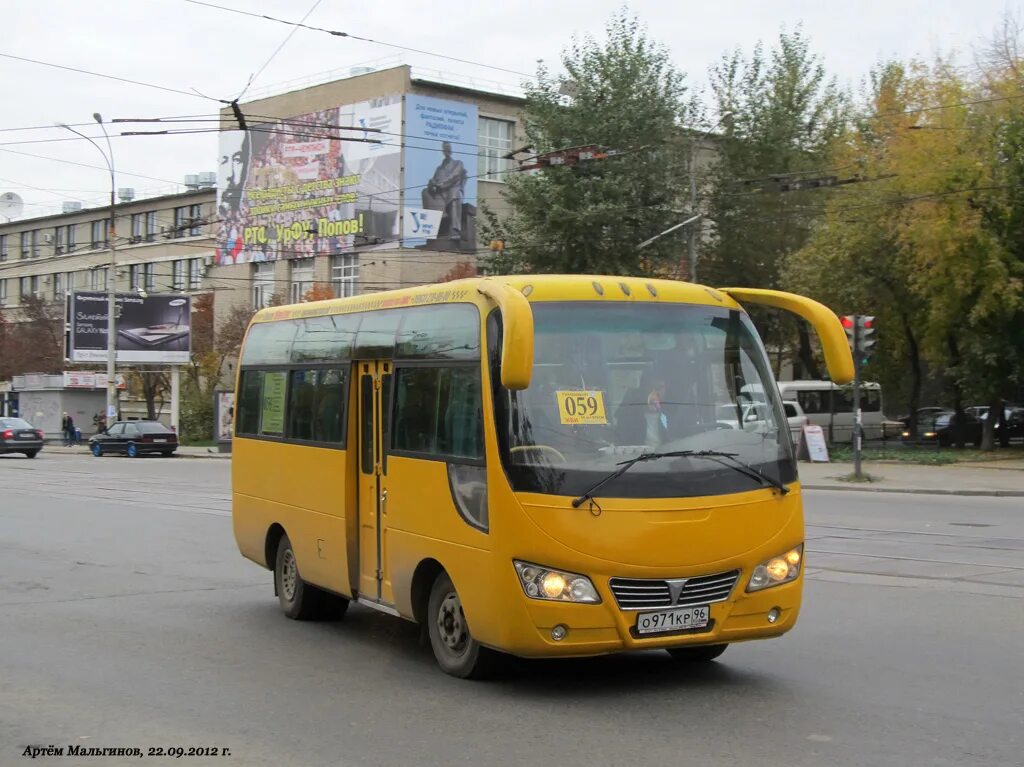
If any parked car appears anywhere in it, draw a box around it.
[902,410,983,447]
[89,420,178,457]
[0,417,45,458]
[781,400,810,444]
[716,401,808,444]
[970,405,1024,444]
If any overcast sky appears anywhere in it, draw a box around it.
[2,0,1018,221]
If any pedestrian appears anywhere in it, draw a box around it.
[62,412,76,446]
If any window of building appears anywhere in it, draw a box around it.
[130,213,144,242]
[188,258,203,289]
[129,264,142,291]
[54,226,64,254]
[392,366,483,459]
[253,262,275,308]
[53,272,65,300]
[66,271,76,295]
[89,267,108,291]
[20,275,39,299]
[146,211,157,241]
[189,204,203,236]
[172,260,185,290]
[331,254,358,297]
[478,117,514,182]
[0,234,7,261]
[0,279,7,305]
[172,206,189,238]
[31,229,39,258]
[290,258,315,303]
[20,231,30,259]
[90,220,106,249]
[65,224,76,253]
[143,263,155,291]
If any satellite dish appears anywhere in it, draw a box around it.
[0,192,24,221]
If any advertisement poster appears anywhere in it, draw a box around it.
[260,372,287,435]
[215,96,402,265]
[402,95,478,252]
[67,292,191,364]
[215,391,235,442]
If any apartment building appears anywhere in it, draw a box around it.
[0,187,217,318]
[211,64,525,323]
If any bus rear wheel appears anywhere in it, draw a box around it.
[666,644,728,663]
[426,572,501,679]
[273,534,347,620]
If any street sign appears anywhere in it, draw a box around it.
[803,424,830,462]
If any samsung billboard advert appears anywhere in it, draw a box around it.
[67,292,192,364]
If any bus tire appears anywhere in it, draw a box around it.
[426,572,501,679]
[666,644,728,663]
[274,534,329,621]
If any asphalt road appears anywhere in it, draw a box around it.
[2,452,1022,767]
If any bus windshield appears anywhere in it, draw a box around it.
[494,302,796,499]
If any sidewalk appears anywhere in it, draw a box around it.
[798,459,1024,496]
[43,444,231,459]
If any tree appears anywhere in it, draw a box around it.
[302,283,335,302]
[787,48,1024,449]
[481,11,698,277]
[703,28,847,376]
[0,295,65,376]
[437,261,477,282]
[785,62,931,431]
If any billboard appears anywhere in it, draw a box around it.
[67,292,191,364]
[402,95,478,253]
[215,93,480,263]
[215,95,403,265]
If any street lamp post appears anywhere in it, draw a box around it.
[633,113,732,282]
[60,115,117,423]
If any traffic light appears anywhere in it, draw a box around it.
[841,315,855,352]
[856,315,876,365]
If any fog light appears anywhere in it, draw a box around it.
[767,607,781,623]
[551,624,567,641]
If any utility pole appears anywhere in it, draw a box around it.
[852,315,862,480]
[687,140,698,282]
[59,114,118,424]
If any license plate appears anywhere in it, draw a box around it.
[636,605,710,635]
[18,434,34,440]
[153,438,167,443]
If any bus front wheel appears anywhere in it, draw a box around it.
[427,572,501,679]
[273,534,347,620]
[666,644,728,663]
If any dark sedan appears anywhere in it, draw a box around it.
[0,417,46,458]
[89,420,178,457]
[902,410,982,447]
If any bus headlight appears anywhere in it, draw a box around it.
[747,545,803,592]
[513,561,601,604]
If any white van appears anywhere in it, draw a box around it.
[742,380,887,442]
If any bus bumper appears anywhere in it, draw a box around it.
[492,573,802,658]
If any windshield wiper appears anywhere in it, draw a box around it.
[683,450,790,495]
[571,451,703,508]
[570,449,789,508]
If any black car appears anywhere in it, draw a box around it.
[902,410,983,447]
[89,420,179,457]
[0,417,45,458]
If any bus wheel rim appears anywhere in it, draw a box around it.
[437,592,468,655]
[281,549,298,601]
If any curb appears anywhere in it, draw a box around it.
[801,483,1024,498]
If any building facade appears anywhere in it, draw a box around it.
[1,66,525,424]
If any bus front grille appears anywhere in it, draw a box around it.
[609,570,740,610]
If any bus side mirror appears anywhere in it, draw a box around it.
[478,280,534,390]
[718,287,855,385]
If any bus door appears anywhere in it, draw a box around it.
[356,360,393,605]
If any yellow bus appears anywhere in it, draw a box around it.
[232,275,853,678]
